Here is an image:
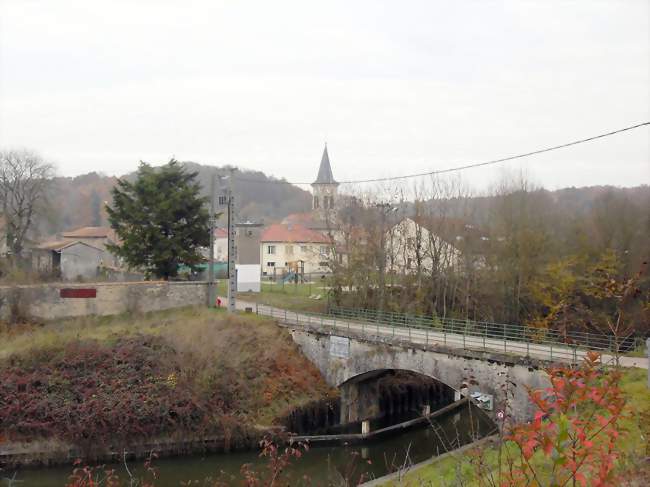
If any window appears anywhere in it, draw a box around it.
[319,262,328,267]
[267,262,275,267]
[313,196,319,209]
[218,195,228,205]
[320,245,328,254]
[267,245,276,254]
[285,245,293,255]
[300,245,308,253]
[323,195,334,209]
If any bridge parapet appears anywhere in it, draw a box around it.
[255,304,619,364]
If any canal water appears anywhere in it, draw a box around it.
[6,404,494,486]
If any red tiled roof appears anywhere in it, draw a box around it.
[61,226,116,239]
[261,223,330,244]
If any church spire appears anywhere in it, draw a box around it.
[312,144,338,186]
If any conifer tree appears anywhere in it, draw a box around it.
[107,160,210,279]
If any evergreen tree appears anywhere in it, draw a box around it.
[106,160,210,279]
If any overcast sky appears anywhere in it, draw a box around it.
[1,0,648,190]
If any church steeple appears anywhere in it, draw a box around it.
[312,145,338,185]
[311,145,339,213]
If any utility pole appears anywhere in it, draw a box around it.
[208,172,216,307]
[226,171,237,313]
[376,202,396,312]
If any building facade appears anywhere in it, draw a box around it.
[32,240,106,281]
[260,223,331,278]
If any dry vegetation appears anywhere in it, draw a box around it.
[0,307,336,459]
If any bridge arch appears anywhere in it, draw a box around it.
[288,328,549,423]
[338,368,460,425]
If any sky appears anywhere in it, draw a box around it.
[0,0,648,191]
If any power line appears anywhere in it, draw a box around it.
[232,122,649,186]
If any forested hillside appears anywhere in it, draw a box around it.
[37,162,312,236]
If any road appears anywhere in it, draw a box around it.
[227,298,648,369]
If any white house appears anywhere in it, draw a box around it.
[260,223,332,278]
[387,217,489,275]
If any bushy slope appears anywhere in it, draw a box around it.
[0,309,334,451]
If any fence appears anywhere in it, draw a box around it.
[255,303,640,363]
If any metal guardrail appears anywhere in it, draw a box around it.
[328,307,625,350]
[254,303,639,363]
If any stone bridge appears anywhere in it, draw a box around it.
[246,302,645,425]
[287,326,549,424]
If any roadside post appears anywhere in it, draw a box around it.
[646,338,649,389]
[207,172,216,308]
[217,171,237,314]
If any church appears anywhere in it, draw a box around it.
[259,146,339,278]
[281,145,339,231]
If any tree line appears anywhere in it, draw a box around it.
[327,173,649,338]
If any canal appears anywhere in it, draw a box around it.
[6,404,494,486]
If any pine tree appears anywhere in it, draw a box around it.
[106,160,210,279]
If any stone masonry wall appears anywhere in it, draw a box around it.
[0,281,209,321]
[289,328,550,423]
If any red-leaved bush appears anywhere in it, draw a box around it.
[0,336,215,448]
[473,351,629,487]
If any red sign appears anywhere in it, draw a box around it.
[60,288,97,299]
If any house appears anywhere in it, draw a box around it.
[32,240,106,280]
[260,223,332,278]
[60,226,118,250]
[387,217,489,275]
[60,226,120,266]
[234,222,263,292]
[210,223,263,291]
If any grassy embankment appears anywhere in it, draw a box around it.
[382,367,650,486]
[0,307,336,462]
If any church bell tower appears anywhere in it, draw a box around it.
[311,145,339,217]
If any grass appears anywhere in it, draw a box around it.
[382,366,650,486]
[231,280,331,313]
[0,306,225,360]
[624,341,648,358]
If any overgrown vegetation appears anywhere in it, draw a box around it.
[327,177,650,339]
[0,308,335,457]
[386,360,650,486]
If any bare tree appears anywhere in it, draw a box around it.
[0,149,54,261]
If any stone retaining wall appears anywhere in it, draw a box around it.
[0,281,210,321]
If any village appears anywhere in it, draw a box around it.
[21,146,491,305]
[1,1,649,485]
